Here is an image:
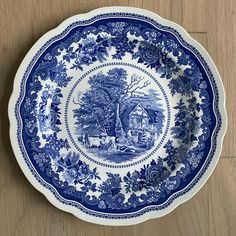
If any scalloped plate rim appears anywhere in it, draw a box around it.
[8,6,227,226]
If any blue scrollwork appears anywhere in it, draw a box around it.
[18,15,217,215]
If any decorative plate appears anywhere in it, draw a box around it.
[8,7,227,225]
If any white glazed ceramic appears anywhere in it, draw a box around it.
[8,7,227,225]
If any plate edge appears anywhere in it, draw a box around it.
[8,6,227,226]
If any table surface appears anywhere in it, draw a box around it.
[0,0,235,235]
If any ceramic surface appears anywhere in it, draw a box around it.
[8,7,227,225]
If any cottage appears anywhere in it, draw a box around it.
[121,103,159,145]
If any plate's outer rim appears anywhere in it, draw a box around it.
[8,6,227,226]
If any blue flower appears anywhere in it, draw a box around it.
[131,171,140,180]
[99,173,122,196]
[98,200,106,209]
[24,97,37,112]
[176,111,186,121]
[80,55,92,65]
[67,168,78,178]
[145,164,170,186]
[44,53,53,61]
[138,42,162,66]
[186,117,199,133]
[51,61,72,87]
[111,36,137,59]
[164,154,178,171]
[175,145,189,163]
[128,193,140,208]
[184,67,197,77]
[77,163,90,180]
[108,22,126,35]
[188,151,203,169]
[146,191,160,203]
[42,90,51,99]
[157,56,180,79]
[164,140,174,152]
[33,153,50,171]
[99,192,125,210]
[82,42,96,55]
[131,183,141,192]
[81,181,97,192]
[164,39,178,52]
[199,81,207,89]
[112,193,125,208]
[183,66,202,91]
[82,37,108,62]
[25,118,36,133]
[164,179,179,193]
[123,171,142,192]
[59,152,97,184]
[168,76,192,96]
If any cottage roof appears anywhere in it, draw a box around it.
[145,108,158,123]
[120,103,159,132]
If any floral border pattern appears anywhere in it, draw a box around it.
[13,12,221,219]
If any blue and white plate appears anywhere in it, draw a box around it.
[8,7,227,225]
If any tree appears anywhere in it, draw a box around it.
[73,68,151,138]
[73,86,115,136]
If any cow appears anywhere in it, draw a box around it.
[101,136,117,150]
[81,135,117,150]
[87,136,101,148]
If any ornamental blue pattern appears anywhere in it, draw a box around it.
[64,62,171,168]
[73,68,165,163]
[15,12,221,218]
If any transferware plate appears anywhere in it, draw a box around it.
[8,7,227,225]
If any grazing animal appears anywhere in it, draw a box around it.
[102,136,117,149]
[81,135,117,150]
[87,136,101,148]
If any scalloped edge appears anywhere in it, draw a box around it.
[8,6,227,226]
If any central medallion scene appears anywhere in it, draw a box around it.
[67,65,167,164]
